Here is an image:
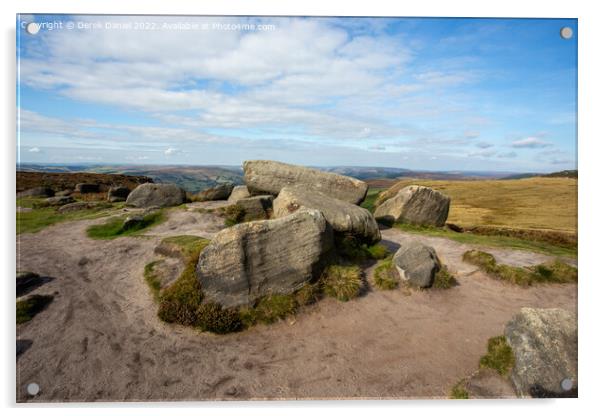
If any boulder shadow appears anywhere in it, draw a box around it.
[17,275,55,297]
[16,339,33,359]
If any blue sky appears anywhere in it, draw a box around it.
[17,15,577,172]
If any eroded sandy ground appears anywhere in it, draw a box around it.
[16,208,577,402]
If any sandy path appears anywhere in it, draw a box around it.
[16,213,577,402]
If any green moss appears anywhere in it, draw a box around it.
[240,294,298,326]
[373,257,399,290]
[432,266,459,289]
[336,235,390,261]
[223,204,246,227]
[17,204,115,234]
[16,295,54,324]
[157,235,209,260]
[321,264,362,301]
[479,336,515,377]
[463,249,577,286]
[450,379,470,399]
[144,260,163,301]
[86,210,165,239]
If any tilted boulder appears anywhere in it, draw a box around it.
[58,201,101,213]
[75,183,100,194]
[243,160,368,205]
[236,195,273,221]
[227,185,251,203]
[374,185,450,227]
[107,186,130,202]
[273,186,381,244]
[393,243,441,288]
[504,308,577,397]
[196,208,333,308]
[18,187,54,198]
[125,183,186,208]
[196,183,234,201]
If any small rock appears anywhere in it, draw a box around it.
[196,183,235,201]
[126,183,186,208]
[122,215,144,230]
[18,187,54,198]
[75,183,100,193]
[57,202,95,213]
[227,185,251,203]
[55,189,73,197]
[107,186,130,202]
[236,195,273,221]
[392,243,441,288]
[45,196,75,206]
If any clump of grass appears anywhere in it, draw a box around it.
[432,265,459,289]
[450,379,470,399]
[479,336,515,377]
[336,235,390,261]
[155,235,208,260]
[321,264,362,301]
[223,204,246,227]
[144,260,163,301]
[16,295,54,324]
[240,294,298,327]
[294,282,321,306]
[87,210,165,239]
[373,257,399,290]
[157,260,204,326]
[196,303,242,334]
[463,250,577,286]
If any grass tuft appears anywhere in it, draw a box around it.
[86,210,165,239]
[144,260,163,301]
[479,335,515,377]
[360,188,384,212]
[373,257,399,290]
[432,265,459,289]
[336,235,390,261]
[16,294,54,324]
[17,203,115,234]
[450,379,470,399]
[321,264,362,301]
[196,303,242,334]
[463,249,577,286]
[222,204,246,227]
[240,294,298,326]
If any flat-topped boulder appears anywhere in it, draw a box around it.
[196,208,333,308]
[374,185,450,227]
[196,183,234,201]
[243,160,368,205]
[125,183,186,208]
[236,195,273,221]
[505,307,577,397]
[273,186,380,244]
[227,185,251,203]
[393,243,441,288]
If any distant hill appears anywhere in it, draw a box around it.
[501,170,577,180]
[16,171,152,194]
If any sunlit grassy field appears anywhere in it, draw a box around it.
[374,177,577,233]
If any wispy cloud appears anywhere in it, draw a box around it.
[511,137,552,149]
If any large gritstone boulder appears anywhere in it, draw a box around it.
[125,183,186,208]
[504,308,577,398]
[236,195,273,221]
[392,243,441,288]
[374,185,450,227]
[196,208,333,308]
[243,160,368,205]
[273,186,381,244]
[196,183,234,201]
[227,185,251,203]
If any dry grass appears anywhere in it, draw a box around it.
[375,177,576,233]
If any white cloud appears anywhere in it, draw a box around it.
[28,147,40,152]
[511,137,552,149]
[164,147,178,156]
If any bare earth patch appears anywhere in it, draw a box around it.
[16,211,576,401]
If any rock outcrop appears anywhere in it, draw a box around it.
[196,183,234,201]
[107,186,130,202]
[125,183,186,208]
[18,187,54,198]
[392,243,441,288]
[273,186,380,244]
[57,201,103,213]
[374,185,450,227]
[505,307,577,397]
[75,183,100,194]
[243,160,368,205]
[196,208,333,308]
[227,185,251,203]
[236,195,273,221]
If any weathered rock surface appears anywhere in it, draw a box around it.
[18,187,54,198]
[107,186,130,202]
[236,195,273,221]
[463,368,517,399]
[57,201,100,213]
[273,186,381,244]
[45,196,75,206]
[243,160,368,205]
[196,208,333,308]
[125,183,186,208]
[374,185,450,227]
[504,307,577,398]
[75,183,100,194]
[196,183,234,201]
[227,185,251,203]
[392,243,441,288]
